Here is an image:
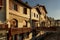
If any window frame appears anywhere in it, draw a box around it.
[14,4,18,11]
[34,13,35,17]
[23,7,27,14]
[37,14,38,18]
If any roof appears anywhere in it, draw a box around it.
[32,4,47,14]
[35,4,47,14]
[36,8,41,14]
[39,5,47,13]
[32,6,41,14]
[14,0,31,9]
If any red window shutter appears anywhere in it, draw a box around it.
[0,0,2,6]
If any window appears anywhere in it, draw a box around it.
[10,19,18,27]
[24,8,27,14]
[14,4,17,11]
[37,15,38,18]
[23,21,27,27]
[34,13,35,17]
[35,23,38,27]
[41,22,45,27]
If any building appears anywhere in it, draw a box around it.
[0,0,32,40]
[0,0,49,40]
[37,5,48,27]
[9,0,32,40]
[31,5,48,38]
[0,0,8,40]
[55,20,60,27]
[31,6,41,28]
[47,17,55,27]
[31,5,48,27]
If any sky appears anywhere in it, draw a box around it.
[22,0,60,19]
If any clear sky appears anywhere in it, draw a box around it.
[22,0,60,19]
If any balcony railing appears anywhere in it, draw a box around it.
[0,24,58,35]
[0,24,8,29]
[9,27,32,35]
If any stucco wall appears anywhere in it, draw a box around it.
[31,8,39,20]
[9,0,30,19]
[9,13,30,28]
[9,0,31,28]
[39,7,47,23]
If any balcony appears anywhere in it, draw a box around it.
[0,24,8,30]
[9,27,32,35]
